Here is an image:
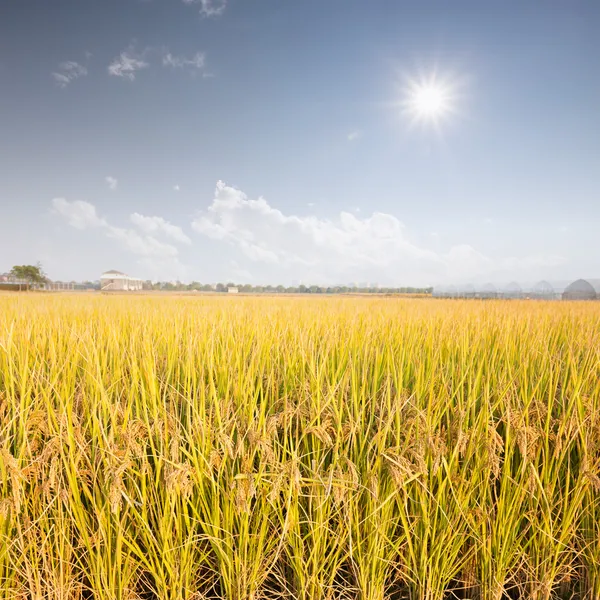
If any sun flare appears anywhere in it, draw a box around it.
[412,85,448,117]
[401,72,458,127]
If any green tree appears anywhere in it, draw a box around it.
[10,263,48,288]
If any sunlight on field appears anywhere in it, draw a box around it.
[1,294,599,600]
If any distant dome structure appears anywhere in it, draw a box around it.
[562,279,597,301]
[503,282,522,299]
[479,283,497,299]
[588,279,600,295]
[460,284,476,297]
[533,280,555,299]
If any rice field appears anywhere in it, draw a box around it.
[1,294,599,600]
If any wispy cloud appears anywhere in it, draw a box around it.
[107,46,209,80]
[108,47,149,80]
[162,51,206,70]
[174,185,181,192]
[161,51,211,77]
[52,198,183,260]
[183,0,227,18]
[130,213,192,245]
[105,176,118,191]
[52,61,88,88]
[347,130,361,142]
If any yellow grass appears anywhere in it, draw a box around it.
[0,294,599,600]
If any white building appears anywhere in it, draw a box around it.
[100,270,143,291]
[227,286,239,294]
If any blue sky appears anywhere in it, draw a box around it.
[1,0,599,286]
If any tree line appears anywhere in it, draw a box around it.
[4,265,432,295]
[150,281,433,295]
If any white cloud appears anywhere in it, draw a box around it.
[174,185,181,192]
[52,198,106,229]
[108,48,149,80]
[191,181,565,286]
[52,61,88,88]
[347,130,361,142]
[162,51,206,71]
[52,199,181,261]
[106,176,118,191]
[130,213,192,245]
[183,0,226,17]
[106,226,179,258]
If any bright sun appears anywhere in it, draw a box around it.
[412,85,448,117]
[401,73,458,127]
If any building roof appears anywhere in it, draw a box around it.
[100,270,142,281]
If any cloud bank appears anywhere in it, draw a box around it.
[191,181,566,285]
[50,182,566,285]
